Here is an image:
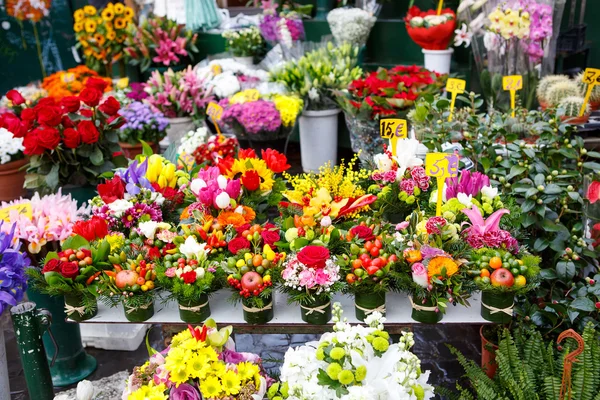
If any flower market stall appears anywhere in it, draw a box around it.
[2,0,600,399]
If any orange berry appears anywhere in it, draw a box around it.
[252,254,263,267]
[136,277,146,285]
[76,251,85,260]
[480,269,490,278]
[489,257,503,269]
[83,256,93,265]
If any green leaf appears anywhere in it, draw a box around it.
[544,184,562,195]
[522,199,536,213]
[583,162,600,171]
[534,238,549,251]
[146,327,157,356]
[507,165,527,180]
[534,174,545,186]
[525,187,539,198]
[45,164,59,189]
[570,297,596,312]
[539,269,557,279]
[90,146,104,166]
[141,140,153,156]
[62,235,91,250]
[163,143,178,164]
[556,261,576,280]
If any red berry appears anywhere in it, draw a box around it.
[596,302,600,309]
[369,247,380,257]
[364,241,373,251]
[374,239,383,249]
[177,258,185,264]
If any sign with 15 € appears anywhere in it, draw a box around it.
[379,119,407,139]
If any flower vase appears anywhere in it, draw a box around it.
[480,326,499,378]
[178,295,211,324]
[344,114,385,163]
[119,141,160,159]
[300,296,332,325]
[480,291,514,323]
[410,296,443,323]
[299,109,340,172]
[123,299,155,322]
[242,296,274,324]
[233,56,254,67]
[64,293,97,322]
[0,158,27,202]
[354,292,386,322]
[422,48,454,74]
[166,117,196,146]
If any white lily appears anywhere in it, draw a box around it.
[179,236,209,260]
[481,185,499,199]
[454,23,473,48]
[373,153,393,172]
[392,138,423,177]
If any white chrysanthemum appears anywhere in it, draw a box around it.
[107,199,134,217]
[178,127,209,155]
[0,128,24,165]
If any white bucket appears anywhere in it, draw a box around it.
[166,117,196,147]
[422,48,454,74]
[299,108,341,172]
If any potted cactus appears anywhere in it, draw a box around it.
[546,80,581,108]
[558,96,590,124]
[536,75,570,109]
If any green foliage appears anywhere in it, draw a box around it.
[155,259,224,304]
[222,26,265,58]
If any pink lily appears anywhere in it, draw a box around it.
[461,206,509,235]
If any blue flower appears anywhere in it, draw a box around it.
[0,223,29,316]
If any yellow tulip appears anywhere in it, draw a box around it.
[157,175,167,188]
[163,163,175,181]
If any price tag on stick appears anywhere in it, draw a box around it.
[579,68,600,116]
[380,119,407,155]
[503,75,523,118]
[425,153,459,216]
[206,102,224,137]
[0,203,32,222]
[446,78,466,122]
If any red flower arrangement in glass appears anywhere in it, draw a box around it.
[3,78,127,191]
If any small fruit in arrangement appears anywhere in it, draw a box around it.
[468,249,539,291]
[102,254,158,296]
[225,244,283,298]
[344,237,398,285]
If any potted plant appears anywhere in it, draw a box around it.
[558,96,591,124]
[222,26,266,66]
[0,101,27,201]
[118,101,169,158]
[536,74,570,109]
[270,43,362,172]
[335,66,445,161]
[145,67,213,145]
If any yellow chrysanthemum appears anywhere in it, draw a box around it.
[237,362,260,382]
[93,33,106,46]
[114,3,125,14]
[221,370,242,396]
[228,158,274,192]
[186,354,211,380]
[273,94,303,127]
[83,5,97,15]
[171,329,193,347]
[114,16,127,29]
[73,22,83,32]
[200,376,222,398]
[168,367,189,386]
[84,20,97,33]
[106,234,124,251]
[124,7,134,19]
[101,7,114,21]
[84,48,93,56]
[427,256,459,278]
[74,9,85,22]
[128,383,167,400]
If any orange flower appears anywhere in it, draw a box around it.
[41,66,112,101]
[427,257,459,278]
[404,249,423,263]
[217,212,246,228]
[180,206,190,220]
[300,215,316,227]
[6,0,51,22]
[241,206,256,223]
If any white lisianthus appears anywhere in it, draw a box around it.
[107,199,134,217]
[195,268,206,279]
[481,185,499,199]
[320,215,332,227]
[457,192,474,207]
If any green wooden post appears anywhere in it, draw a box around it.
[10,302,55,400]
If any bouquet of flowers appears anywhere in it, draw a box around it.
[0,126,25,165]
[280,245,342,324]
[6,78,125,191]
[118,101,169,151]
[125,16,199,72]
[271,43,362,110]
[73,3,134,75]
[259,2,305,48]
[177,127,240,169]
[145,67,213,119]
[123,321,271,399]
[272,304,434,399]
[327,7,377,47]
[196,60,270,100]
[405,6,457,50]
[0,223,30,316]
[223,26,265,58]
[41,65,112,101]
[394,212,476,323]
[0,85,47,109]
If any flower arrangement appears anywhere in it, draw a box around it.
[0,85,47,108]
[6,78,125,191]
[177,127,241,169]
[223,26,265,58]
[41,65,112,101]
[327,7,377,47]
[273,304,434,399]
[0,127,24,165]
[270,43,363,110]
[0,223,30,316]
[259,2,305,48]
[196,60,270,100]
[124,16,199,72]
[405,6,457,50]
[123,321,270,399]
[73,3,134,75]
[145,66,213,119]
[280,245,342,324]
[119,101,169,146]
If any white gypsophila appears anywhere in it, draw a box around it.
[0,128,24,164]
[327,8,376,47]
[178,127,209,155]
[107,199,134,217]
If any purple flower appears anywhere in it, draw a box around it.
[127,83,149,101]
[169,383,201,400]
[222,100,282,135]
[445,170,490,199]
[115,160,154,195]
[420,245,447,260]
[0,223,29,316]
[120,101,170,136]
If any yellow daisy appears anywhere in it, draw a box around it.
[101,7,114,21]
[221,370,241,396]
[114,3,125,14]
[106,30,116,40]
[84,48,93,56]
[84,20,97,33]
[83,5,97,15]
[93,33,106,46]
[200,376,222,398]
[73,22,83,32]
[74,9,85,22]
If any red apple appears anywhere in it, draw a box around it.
[241,271,263,291]
[115,270,139,289]
[490,268,514,288]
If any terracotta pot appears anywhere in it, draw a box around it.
[560,114,590,124]
[119,142,159,159]
[591,100,600,111]
[480,325,499,378]
[0,158,27,201]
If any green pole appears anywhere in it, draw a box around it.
[10,302,55,400]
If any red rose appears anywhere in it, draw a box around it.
[238,148,257,159]
[261,230,280,246]
[241,170,260,191]
[35,98,56,108]
[62,128,81,149]
[297,245,330,269]
[228,237,251,255]
[61,115,74,128]
[80,109,94,118]
[261,149,290,173]
[60,96,81,113]
[73,216,108,241]
[235,223,251,236]
[20,108,36,122]
[97,176,125,204]
[37,106,63,126]
[42,258,61,273]
[85,77,109,92]
[148,247,161,259]
[6,90,25,105]
[0,113,26,138]
[78,120,99,144]
[98,96,120,116]
[181,270,197,284]
[23,132,44,155]
[79,88,102,107]
[37,126,61,150]
[107,114,125,128]
[60,261,79,279]
[350,225,375,241]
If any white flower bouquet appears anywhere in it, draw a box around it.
[327,8,377,47]
[0,127,25,165]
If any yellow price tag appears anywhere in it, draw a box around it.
[244,89,260,102]
[580,68,600,116]
[207,102,224,136]
[425,153,459,216]
[0,203,32,222]
[503,75,522,117]
[446,78,466,122]
[380,119,407,155]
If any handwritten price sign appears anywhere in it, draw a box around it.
[380,119,407,155]
[0,203,32,222]
[426,153,459,216]
[207,102,224,136]
[503,75,523,117]
[580,68,600,116]
[446,78,466,122]
[243,89,260,102]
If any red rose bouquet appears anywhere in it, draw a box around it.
[405,6,456,50]
[5,78,126,191]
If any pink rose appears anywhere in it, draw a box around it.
[411,263,429,288]
[165,267,176,278]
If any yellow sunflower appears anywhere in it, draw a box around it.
[114,3,125,14]
[104,21,113,30]
[84,20,97,33]
[114,17,126,29]
[124,7,134,20]
[228,158,274,192]
[101,7,114,21]
[74,9,84,22]
[93,33,106,46]
[116,35,126,43]
[106,30,116,41]
[73,21,83,32]
[427,256,459,278]
[83,5,97,16]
